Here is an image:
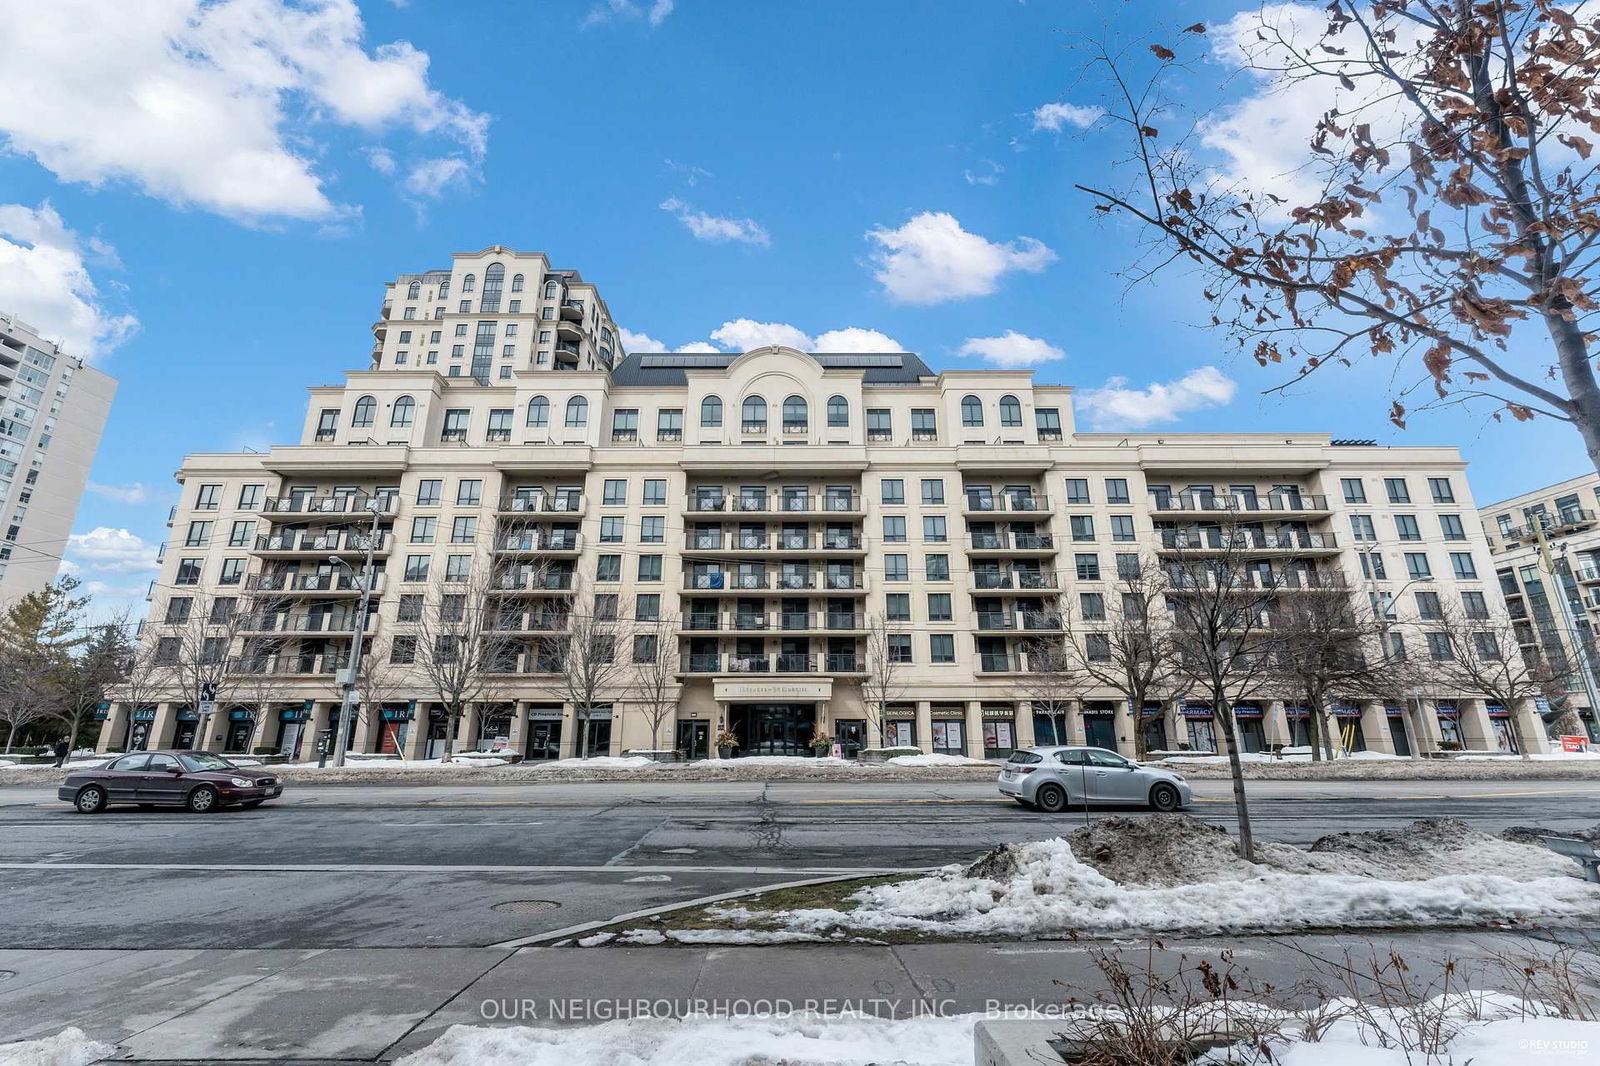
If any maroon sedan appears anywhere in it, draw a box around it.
[60,750,284,813]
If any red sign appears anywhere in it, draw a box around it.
[1560,735,1589,753]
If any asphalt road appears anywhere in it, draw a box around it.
[2,778,1598,950]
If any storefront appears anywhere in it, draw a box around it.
[1233,703,1265,753]
[172,706,199,750]
[378,704,413,754]
[476,704,514,753]
[1081,702,1117,751]
[527,705,564,760]
[981,703,1016,759]
[1386,706,1412,756]
[833,717,866,758]
[674,718,709,760]
[224,709,255,752]
[930,705,965,755]
[725,703,814,756]
[882,704,916,750]
[1332,702,1366,752]
[1138,704,1167,754]
[1181,703,1216,753]
[1486,704,1517,753]
[1031,707,1067,746]
[1436,702,1463,747]
[1284,705,1311,747]
[424,707,450,759]
[126,706,156,751]
[572,704,613,757]
[277,704,310,760]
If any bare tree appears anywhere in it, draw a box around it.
[1263,576,1410,760]
[1420,604,1559,758]
[1162,512,1286,861]
[50,611,136,750]
[108,633,170,750]
[538,582,634,759]
[631,611,680,754]
[154,586,287,746]
[1015,610,1084,749]
[413,562,510,762]
[1065,561,1183,757]
[1080,6,1600,470]
[860,613,907,749]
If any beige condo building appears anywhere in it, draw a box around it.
[97,246,1549,760]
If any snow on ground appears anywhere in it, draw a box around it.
[0,1028,117,1066]
[700,755,851,767]
[542,755,655,770]
[1157,748,1405,766]
[279,757,510,770]
[885,753,990,767]
[389,998,1600,1066]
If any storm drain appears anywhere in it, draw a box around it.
[491,899,561,914]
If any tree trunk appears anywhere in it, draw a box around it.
[441,706,458,762]
[1306,702,1324,762]
[1216,693,1255,862]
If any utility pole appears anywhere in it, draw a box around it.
[329,498,384,769]
[1531,517,1600,730]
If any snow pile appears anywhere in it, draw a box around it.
[702,756,850,768]
[394,1012,980,1066]
[885,753,990,767]
[771,818,1600,938]
[0,1028,117,1066]
[543,756,655,770]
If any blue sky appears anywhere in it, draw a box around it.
[0,0,1584,609]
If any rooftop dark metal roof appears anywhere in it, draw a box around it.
[612,350,934,386]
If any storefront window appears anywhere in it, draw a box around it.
[982,719,1015,758]
[885,720,915,748]
[931,720,965,755]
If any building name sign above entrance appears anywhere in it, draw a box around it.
[715,679,833,701]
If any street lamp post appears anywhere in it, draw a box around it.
[327,498,384,769]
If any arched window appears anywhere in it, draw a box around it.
[741,396,767,430]
[390,395,415,428]
[701,395,723,427]
[544,280,560,299]
[782,395,808,431]
[527,395,550,427]
[565,396,588,427]
[961,395,984,427]
[999,394,1022,427]
[827,395,849,427]
[406,280,421,299]
[462,273,476,293]
[437,279,450,299]
[351,395,376,428]
[511,273,525,293]
[480,264,504,310]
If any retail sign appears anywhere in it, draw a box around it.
[1561,734,1590,753]
[714,679,832,701]
[527,709,564,721]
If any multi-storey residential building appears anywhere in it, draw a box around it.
[0,312,116,601]
[1479,471,1600,739]
[97,246,1547,759]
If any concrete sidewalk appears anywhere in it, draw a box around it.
[2,932,1593,1062]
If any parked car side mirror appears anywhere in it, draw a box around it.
[164,765,184,775]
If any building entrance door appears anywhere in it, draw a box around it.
[731,704,814,756]
[525,722,561,760]
[834,718,866,758]
[675,720,710,760]
[225,719,253,752]
[1083,715,1116,750]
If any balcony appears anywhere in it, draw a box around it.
[494,532,583,554]
[233,653,350,676]
[679,611,865,634]
[253,532,391,556]
[493,571,577,593]
[498,493,585,515]
[485,653,566,676]
[1156,530,1340,554]
[968,570,1059,593]
[249,572,385,596]
[1151,493,1330,516]
[611,428,639,443]
[657,428,684,443]
[961,493,1052,515]
[683,493,864,516]
[261,493,397,516]
[683,531,866,556]
[966,532,1056,555]
[487,613,569,634]
[240,611,373,635]
[560,300,585,321]
[977,652,1029,674]
[556,318,584,341]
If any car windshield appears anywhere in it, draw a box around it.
[177,753,236,772]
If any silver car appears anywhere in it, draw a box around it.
[998,745,1193,813]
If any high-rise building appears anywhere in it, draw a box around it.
[1479,471,1600,739]
[0,312,116,602]
[98,246,1546,759]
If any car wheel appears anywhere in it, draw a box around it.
[1034,783,1069,814]
[74,785,107,814]
[186,785,220,814]
[1148,783,1181,812]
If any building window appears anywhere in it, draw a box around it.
[1405,552,1432,579]
[403,555,430,582]
[527,395,549,427]
[782,395,808,432]
[444,555,470,582]
[195,484,222,510]
[883,516,907,543]
[1105,478,1130,504]
[1450,551,1478,580]
[885,554,909,581]
[391,396,415,428]
[741,396,767,431]
[219,559,245,586]
[600,516,624,543]
[228,520,254,547]
[175,559,202,585]
[1385,478,1411,503]
[1440,514,1466,540]
[441,409,469,442]
[636,593,661,621]
[603,479,626,505]
[999,394,1022,427]
[1416,591,1443,619]
[923,515,947,542]
[416,479,442,506]
[1080,592,1106,619]
[866,408,891,440]
[701,396,723,427]
[911,408,937,440]
[1116,553,1141,580]
[184,521,212,547]
[640,516,665,543]
[390,636,417,665]
[1086,634,1111,662]
[165,597,191,623]
[930,633,955,663]
[1360,551,1387,580]
[411,517,436,543]
[1427,633,1453,661]
[638,555,663,581]
[961,395,983,426]
[1064,478,1090,504]
[921,478,945,505]
[1341,478,1366,503]
[1428,477,1455,503]
[928,593,953,621]
[611,409,639,442]
[1069,515,1094,541]
[881,479,905,504]
[1462,591,1489,619]
[925,554,950,581]
[886,593,911,621]
[237,484,263,510]
[1036,408,1062,440]
[511,273,525,293]
[658,409,683,441]
[487,408,512,440]
[457,479,482,506]
[566,397,588,426]
[1110,515,1135,542]
[887,634,913,664]
[397,594,423,621]
[451,517,476,543]
[596,555,622,582]
[352,395,376,428]
[1395,514,1421,541]
[1075,553,1101,580]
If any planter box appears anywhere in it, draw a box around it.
[345,752,401,762]
[625,749,682,763]
[856,747,923,764]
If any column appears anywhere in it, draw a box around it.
[1458,697,1495,751]
[456,702,481,753]
[1161,699,1182,754]
[98,704,129,752]
[507,701,527,761]
[1063,699,1088,747]
[148,702,179,750]
[402,706,430,760]
[1015,701,1037,748]
[352,704,380,755]
[964,700,984,759]
[1264,700,1290,750]
[305,700,332,761]
[1414,698,1445,752]
[1512,697,1551,754]
[914,701,933,755]
[1360,701,1393,754]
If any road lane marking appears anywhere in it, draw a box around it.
[378,821,545,826]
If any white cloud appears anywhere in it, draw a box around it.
[709,319,812,351]
[0,203,137,358]
[365,146,397,175]
[659,198,771,247]
[1076,366,1238,429]
[811,328,903,353]
[86,481,151,505]
[66,527,160,574]
[957,331,1064,368]
[585,0,674,28]
[403,155,472,200]
[866,212,1055,305]
[1032,101,1104,132]
[0,0,488,223]
[677,342,721,354]
[963,160,1004,186]
[619,327,667,354]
